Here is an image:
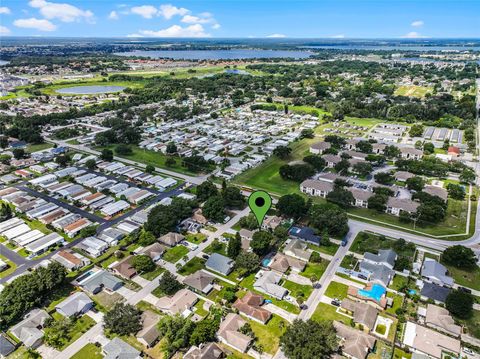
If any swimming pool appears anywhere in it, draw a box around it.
[262,258,272,267]
[358,283,386,301]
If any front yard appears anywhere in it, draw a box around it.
[311,302,350,324]
[178,257,206,276]
[71,343,103,359]
[324,281,349,300]
[163,245,189,263]
[300,260,329,281]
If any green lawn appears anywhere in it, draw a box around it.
[389,275,409,292]
[340,254,358,270]
[311,302,350,324]
[162,246,189,263]
[178,257,206,276]
[385,292,404,315]
[324,281,349,300]
[249,314,288,354]
[26,142,53,153]
[90,291,125,312]
[307,242,339,256]
[300,260,329,281]
[393,347,412,359]
[203,241,227,256]
[282,280,313,300]
[71,343,103,359]
[350,232,415,259]
[368,340,393,359]
[395,85,433,98]
[97,144,196,176]
[443,263,480,290]
[457,309,480,339]
[193,299,209,317]
[140,265,165,281]
[0,254,17,279]
[49,313,96,350]
[185,233,207,245]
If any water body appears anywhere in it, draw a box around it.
[303,45,480,51]
[57,85,126,94]
[115,49,312,60]
[0,60,9,66]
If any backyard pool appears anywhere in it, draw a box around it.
[358,283,386,301]
[262,258,272,267]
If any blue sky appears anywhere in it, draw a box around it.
[0,0,479,38]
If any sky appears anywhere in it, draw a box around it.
[0,0,479,39]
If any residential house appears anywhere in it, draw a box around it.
[394,171,415,182]
[420,282,451,304]
[52,250,91,271]
[233,291,271,324]
[103,337,141,359]
[402,322,460,359]
[400,147,423,160]
[386,198,420,216]
[10,309,50,348]
[55,292,93,317]
[217,313,252,353]
[136,311,160,348]
[310,141,331,155]
[421,259,454,287]
[140,243,166,262]
[205,253,234,276]
[183,270,215,294]
[269,253,306,273]
[425,304,461,337]
[288,226,321,245]
[300,179,333,198]
[340,299,378,332]
[284,239,311,262]
[112,256,137,279]
[0,334,16,358]
[253,270,288,300]
[447,146,460,157]
[333,321,376,359]
[359,249,397,287]
[348,188,373,208]
[239,228,255,241]
[262,215,282,231]
[322,154,342,168]
[423,185,448,202]
[159,232,185,247]
[78,269,123,294]
[155,288,198,316]
[184,342,225,359]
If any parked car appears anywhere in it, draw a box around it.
[459,287,472,294]
[331,299,341,307]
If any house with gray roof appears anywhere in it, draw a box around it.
[253,270,288,300]
[205,253,234,276]
[183,270,215,294]
[10,309,50,348]
[300,179,334,198]
[103,337,141,359]
[78,269,123,294]
[0,334,16,358]
[55,292,93,317]
[284,239,311,262]
[421,258,454,287]
[420,282,451,304]
[359,249,397,287]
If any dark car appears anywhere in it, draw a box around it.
[358,274,368,280]
[202,254,210,260]
[459,286,472,294]
[331,300,341,307]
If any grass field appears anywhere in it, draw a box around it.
[177,257,206,276]
[249,314,288,354]
[307,242,339,256]
[282,280,313,300]
[140,265,165,281]
[443,263,480,290]
[389,275,409,292]
[0,253,17,279]
[71,343,103,359]
[97,144,195,176]
[162,245,189,263]
[185,233,207,245]
[457,309,480,339]
[26,142,53,153]
[395,85,433,98]
[300,260,329,281]
[311,302,350,324]
[324,281,349,300]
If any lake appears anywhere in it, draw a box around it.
[303,45,480,51]
[0,60,9,66]
[57,85,126,94]
[114,49,312,60]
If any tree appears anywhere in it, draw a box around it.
[324,135,346,148]
[115,144,133,155]
[222,186,245,209]
[189,319,220,346]
[157,271,183,296]
[43,317,72,349]
[447,183,465,200]
[55,154,69,167]
[12,148,25,160]
[374,172,394,185]
[308,203,349,237]
[196,181,218,202]
[300,129,314,139]
[85,159,96,170]
[104,303,142,336]
[157,315,195,357]
[406,176,425,192]
[165,157,176,167]
[409,124,424,137]
[279,164,315,182]
[251,231,273,256]
[367,194,388,212]
[445,290,474,319]
[203,195,226,223]
[145,164,155,173]
[460,168,476,184]
[273,146,292,159]
[132,255,155,273]
[100,148,113,161]
[303,155,326,171]
[334,159,350,174]
[166,142,178,154]
[145,198,196,236]
[227,232,242,259]
[417,203,445,224]
[0,203,13,221]
[277,194,308,219]
[442,245,477,270]
[280,319,338,359]
[235,251,260,276]
[423,142,435,154]
[239,213,259,230]
[356,141,372,154]
[326,187,354,209]
[352,162,372,178]
[384,145,401,159]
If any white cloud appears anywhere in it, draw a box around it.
[134,24,209,37]
[266,33,286,38]
[330,34,345,38]
[158,4,189,19]
[212,23,220,30]
[130,5,158,19]
[14,17,57,31]
[181,15,209,24]
[0,7,11,14]
[108,10,119,20]
[402,31,427,38]
[29,0,93,23]
[126,33,144,38]
[411,20,424,27]
[0,26,11,34]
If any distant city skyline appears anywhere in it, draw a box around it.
[0,0,479,39]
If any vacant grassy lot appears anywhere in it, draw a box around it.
[389,275,409,292]
[185,233,207,245]
[385,292,404,315]
[307,242,339,256]
[457,309,480,339]
[311,302,350,324]
[300,260,329,281]
[71,343,103,359]
[395,85,433,98]
[324,281,349,300]
[0,253,17,279]
[249,314,288,354]
[282,280,313,300]
[140,265,165,281]
[443,263,480,290]
[163,245,189,263]
[351,232,416,260]
[178,257,206,276]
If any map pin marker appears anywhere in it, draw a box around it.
[248,190,272,228]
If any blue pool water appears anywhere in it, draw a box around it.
[409,289,416,295]
[262,258,272,267]
[358,284,386,301]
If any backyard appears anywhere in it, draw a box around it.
[249,314,288,354]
